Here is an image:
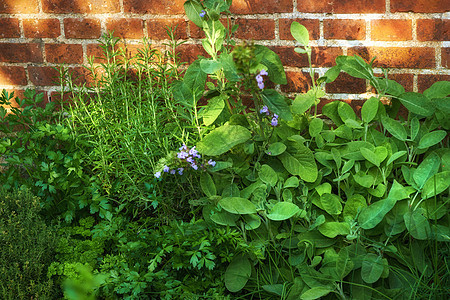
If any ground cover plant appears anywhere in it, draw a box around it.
[0,0,449,298]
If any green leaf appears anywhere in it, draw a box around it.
[242,214,261,230]
[421,171,450,199]
[404,209,431,240]
[413,152,440,189]
[381,115,407,141]
[309,118,323,138]
[284,176,299,188]
[200,59,222,74]
[322,101,343,127]
[336,248,354,280]
[259,164,278,187]
[410,117,420,140]
[201,95,225,126]
[300,287,333,300]
[219,197,257,215]
[291,21,309,46]
[423,81,450,99]
[183,59,207,94]
[267,202,302,221]
[197,125,251,156]
[292,91,316,115]
[261,89,292,121]
[418,130,447,149]
[372,77,405,97]
[219,52,241,82]
[320,193,342,215]
[288,141,318,182]
[184,0,204,27]
[321,66,341,83]
[397,92,435,117]
[318,222,350,238]
[211,211,239,226]
[386,151,407,166]
[361,97,379,123]
[254,45,287,84]
[338,101,356,121]
[343,194,367,219]
[266,142,286,156]
[360,146,387,167]
[336,56,373,80]
[361,254,383,284]
[225,256,251,292]
[200,172,216,197]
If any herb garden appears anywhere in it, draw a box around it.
[0,0,449,299]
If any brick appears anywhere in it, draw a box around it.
[64,18,102,39]
[230,0,293,14]
[45,44,83,64]
[281,71,315,93]
[42,0,120,13]
[0,43,43,63]
[147,19,187,40]
[190,21,205,39]
[326,72,366,94]
[298,0,385,13]
[387,73,414,92]
[348,47,435,69]
[417,19,450,42]
[0,18,20,38]
[177,44,207,64]
[0,0,39,13]
[28,66,60,86]
[67,67,96,86]
[391,0,450,13]
[274,46,343,68]
[418,74,450,93]
[124,0,184,14]
[324,19,366,40]
[234,19,275,40]
[106,18,144,39]
[371,19,412,41]
[23,19,61,38]
[279,19,320,40]
[442,48,450,69]
[0,66,27,85]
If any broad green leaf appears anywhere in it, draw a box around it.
[259,164,277,187]
[219,197,257,215]
[353,172,375,188]
[279,152,302,177]
[372,77,405,97]
[211,211,238,226]
[262,284,284,296]
[386,151,407,166]
[418,130,447,149]
[421,171,450,199]
[266,142,286,156]
[321,66,341,83]
[254,45,287,84]
[200,172,216,197]
[242,214,261,230]
[290,21,309,46]
[360,147,387,167]
[320,193,342,215]
[309,118,323,138]
[184,0,204,27]
[322,101,343,127]
[369,183,387,198]
[361,254,383,284]
[413,152,440,189]
[200,58,222,74]
[219,52,241,81]
[338,101,356,121]
[267,202,301,221]
[381,115,407,141]
[261,89,292,121]
[315,182,332,196]
[343,194,367,219]
[292,91,316,115]
[397,92,435,117]
[404,209,431,240]
[288,141,318,182]
[201,95,225,126]
[284,176,300,188]
[197,125,251,156]
[336,56,373,80]
[410,117,420,140]
[222,184,240,197]
[300,287,333,300]
[183,59,207,93]
[361,97,379,123]
[336,248,354,280]
[423,81,450,99]
[225,256,251,292]
[318,222,350,238]
[342,159,355,174]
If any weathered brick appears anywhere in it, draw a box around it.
[67,67,96,86]
[442,48,450,69]
[86,44,105,63]
[279,19,320,40]
[28,66,60,86]
[0,66,27,85]
[298,0,385,13]
[371,19,412,41]
[391,0,450,13]
[273,46,343,68]
[326,72,366,94]
[45,44,83,64]
[234,19,275,40]
[348,47,435,69]
[0,43,43,63]
[190,21,205,39]
[230,0,293,14]
[0,0,39,13]
[387,73,414,92]
[0,18,20,38]
[64,18,101,39]
[23,19,61,38]
[417,19,450,42]
[281,71,315,93]
[418,74,450,93]
[177,44,207,64]
[42,0,120,13]
[324,19,366,40]
[124,0,184,14]
[147,19,187,40]
[106,18,144,39]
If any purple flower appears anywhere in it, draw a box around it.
[163,165,170,173]
[255,74,263,83]
[186,156,194,163]
[189,146,198,156]
[260,69,268,76]
[255,69,268,90]
[179,144,188,151]
[178,167,184,175]
[260,105,270,115]
[177,151,189,159]
[191,163,198,170]
[170,169,176,175]
[154,172,161,178]
[257,81,264,89]
[208,159,216,167]
[271,115,278,126]
[199,10,206,17]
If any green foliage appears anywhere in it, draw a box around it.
[0,188,59,299]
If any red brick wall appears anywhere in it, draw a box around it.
[0,0,449,103]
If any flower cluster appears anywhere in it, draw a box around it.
[154,144,216,178]
[199,10,206,17]
[255,69,268,89]
[259,105,279,126]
